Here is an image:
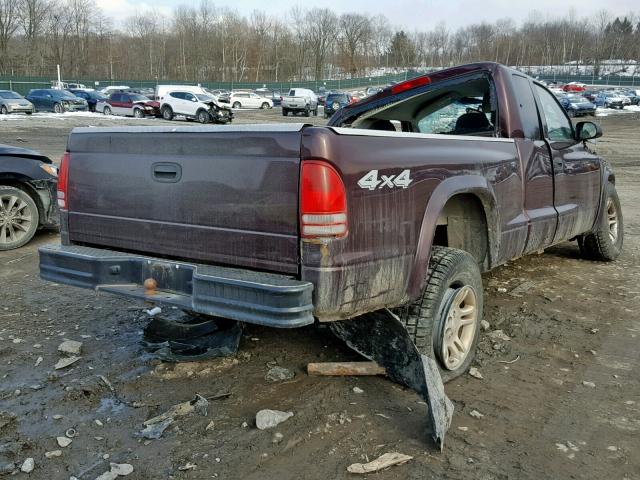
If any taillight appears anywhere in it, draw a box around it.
[391,75,431,94]
[300,161,347,238]
[57,152,69,209]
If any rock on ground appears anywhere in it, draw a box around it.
[58,339,83,355]
[21,458,34,473]
[255,409,293,430]
[265,366,295,383]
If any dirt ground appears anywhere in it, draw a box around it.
[0,109,639,480]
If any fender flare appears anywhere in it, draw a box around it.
[589,162,616,233]
[406,175,500,300]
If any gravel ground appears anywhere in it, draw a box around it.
[0,110,639,480]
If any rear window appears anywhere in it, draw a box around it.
[327,94,348,103]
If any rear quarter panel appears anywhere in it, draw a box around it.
[301,127,519,320]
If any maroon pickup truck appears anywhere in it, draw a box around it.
[39,62,623,381]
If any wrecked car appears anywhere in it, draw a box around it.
[38,62,623,443]
[1,144,58,250]
[159,90,233,124]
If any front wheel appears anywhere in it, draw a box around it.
[53,103,64,114]
[0,105,7,114]
[232,102,241,109]
[103,106,112,116]
[260,102,270,109]
[579,182,623,261]
[197,110,210,124]
[393,246,483,383]
[133,108,144,118]
[0,186,40,251]
[282,108,288,116]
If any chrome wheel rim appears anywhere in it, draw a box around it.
[0,195,33,245]
[440,286,478,370]
[607,198,618,243]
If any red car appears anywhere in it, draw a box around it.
[96,92,160,118]
[562,83,586,93]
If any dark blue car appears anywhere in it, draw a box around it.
[26,89,88,113]
[556,94,596,117]
[323,92,355,118]
[68,89,107,112]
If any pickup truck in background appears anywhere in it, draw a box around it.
[281,88,319,116]
[39,63,623,382]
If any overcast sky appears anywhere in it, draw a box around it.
[96,0,638,29]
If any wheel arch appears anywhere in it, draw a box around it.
[407,175,499,301]
[0,176,45,226]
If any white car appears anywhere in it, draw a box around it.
[228,92,272,109]
[160,90,232,124]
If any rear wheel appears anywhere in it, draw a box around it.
[393,246,483,383]
[161,106,173,121]
[133,108,144,118]
[103,106,112,116]
[0,186,39,251]
[0,105,7,114]
[53,103,63,114]
[304,107,310,117]
[282,108,288,116]
[579,182,623,261]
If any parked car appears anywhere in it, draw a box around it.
[40,63,621,390]
[281,88,318,116]
[366,87,382,96]
[68,89,107,112]
[205,89,231,102]
[227,92,273,109]
[323,92,355,118]
[96,92,160,118]
[0,144,58,250]
[562,82,586,92]
[160,91,233,124]
[616,89,640,105]
[556,94,596,117]
[99,85,130,95]
[26,89,88,113]
[0,90,34,115]
[593,91,627,109]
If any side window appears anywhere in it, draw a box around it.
[534,85,573,142]
[184,93,195,102]
[511,75,541,139]
[111,94,120,102]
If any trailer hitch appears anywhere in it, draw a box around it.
[330,308,454,450]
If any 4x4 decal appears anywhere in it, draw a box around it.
[357,169,413,190]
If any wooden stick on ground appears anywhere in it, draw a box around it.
[307,361,386,376]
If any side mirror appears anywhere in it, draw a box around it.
[192,98,197,102]
[574,121,602,141]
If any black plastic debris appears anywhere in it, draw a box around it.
[142,310,242,362]
[330,308,454,450]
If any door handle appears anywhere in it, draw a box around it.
[151,162,182,183]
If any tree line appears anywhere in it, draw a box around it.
[0,0,639,82]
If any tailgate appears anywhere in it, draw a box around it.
[66,124,305,274]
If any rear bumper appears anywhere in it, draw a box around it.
[39,244,314,328]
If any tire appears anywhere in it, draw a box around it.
[0,186,40,251]
[133,108,144,118]
[578,182,623,261]
[282,108,288,116]
[53,103,63,114]
[0,105,7,114]
[103,106,112,116]
[304,107,310,117]
[197,109,210,124]
[25,111,32,115]
[260,102,269,109]
[232,102,241,109]
[161,106,173,121]
[393,246,483,383]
